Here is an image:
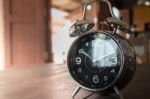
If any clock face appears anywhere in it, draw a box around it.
[67,32,122,90]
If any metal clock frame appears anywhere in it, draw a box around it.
[67,0,136,99]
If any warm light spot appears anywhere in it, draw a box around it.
[87,5,92,11]
[145,1,150,6]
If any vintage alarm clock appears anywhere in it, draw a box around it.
[67,0,136,99]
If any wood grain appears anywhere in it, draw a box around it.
[0,64,150,99]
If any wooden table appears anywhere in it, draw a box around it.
[0,64,150,99]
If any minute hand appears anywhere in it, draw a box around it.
[95,51,115,61]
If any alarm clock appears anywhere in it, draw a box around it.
[67,30,136,93]
[67,0,136,99]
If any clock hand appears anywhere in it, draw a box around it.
[79,49,93,60]
[94,51,115,62]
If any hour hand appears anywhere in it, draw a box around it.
[79,49,92,60]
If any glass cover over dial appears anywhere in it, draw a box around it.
[67,32,122,90]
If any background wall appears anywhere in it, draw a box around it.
[134,6,150,31]
[0,0,4,70]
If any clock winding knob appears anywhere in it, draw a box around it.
[69,20,95,37]
[102,17,132,34]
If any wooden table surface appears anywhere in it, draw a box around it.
[0,64,150,99]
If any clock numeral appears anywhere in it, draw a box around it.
[85,75,88,80]
[76,57,81,65]
[79,49,83,53]
[104,76,108,81]
[92,41,103,59]
[110,69,115,73]
[78,68,82,73]
[93,75,99,84]
[111,57,117,64]
[85,42,89,46]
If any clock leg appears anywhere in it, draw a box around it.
[83,93,94,99]
[72,86,81,99]
[113,86,124,99]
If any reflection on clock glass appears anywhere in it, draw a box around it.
[68,32,122,90]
